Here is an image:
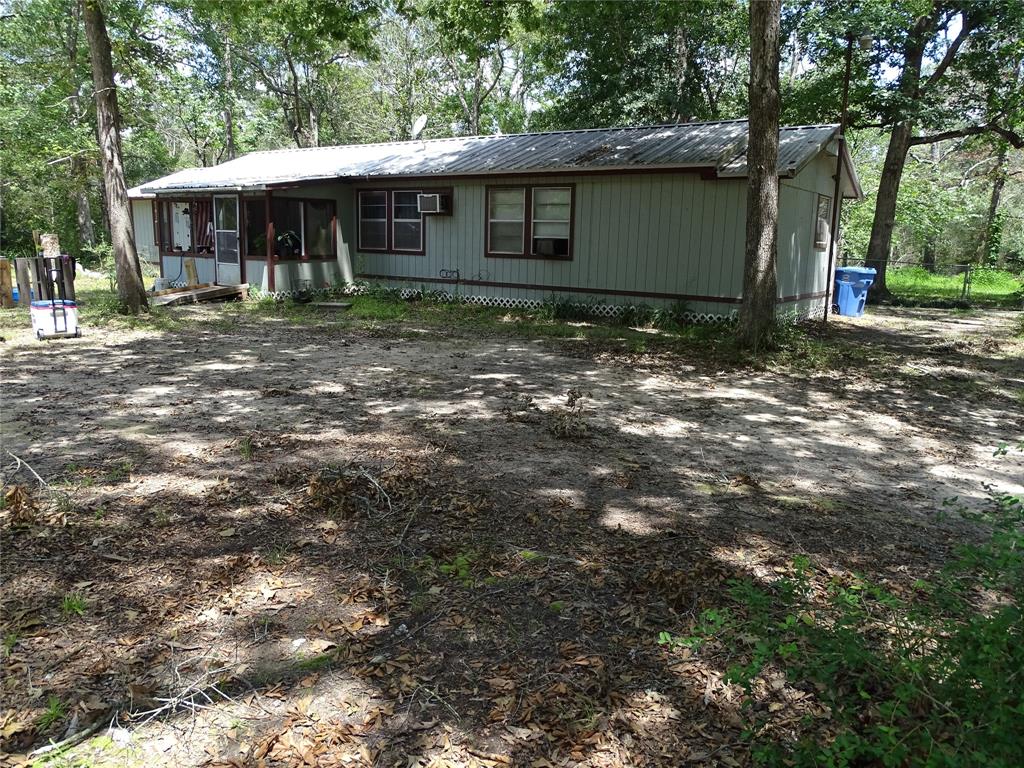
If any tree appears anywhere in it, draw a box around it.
[418,0,539,135]
[858,2,1024,295]
[737,0,782,350]
[83,0,148,313]
[0,0,104,257]
[534,0,748,129]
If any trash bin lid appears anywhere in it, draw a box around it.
[835,266,877,276]
[30,300,77,308]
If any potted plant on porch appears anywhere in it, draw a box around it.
[276,230,300,258]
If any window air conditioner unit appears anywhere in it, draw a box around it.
[534,237,558,256]
[417,192,450,215]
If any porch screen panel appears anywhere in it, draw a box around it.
[157,201,173,252]
[392,191,422,252]
[244,200,266,257]
[304,200,334,257]
[215,232,239,263]
[165,202,193,252]
[488,188,525,254]
[359,191,387,250]
[272,199,303,258]
[193,200,214,252]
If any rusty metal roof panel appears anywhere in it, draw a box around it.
[136,121,843,195]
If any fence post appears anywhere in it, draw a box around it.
[961,264,971,301]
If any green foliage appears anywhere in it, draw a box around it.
[61,592,87,617]
[532,0,747,129]
[238,436,255,461]
[672,468,1024,767]
[2,632,19,657]
[887,266,1022,306]
[438,550,478,586]
[37,695,66,730]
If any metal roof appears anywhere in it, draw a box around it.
[136,120,861,198]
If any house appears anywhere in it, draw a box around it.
[128,120,862,321]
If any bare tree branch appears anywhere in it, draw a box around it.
[909,123,1024,149]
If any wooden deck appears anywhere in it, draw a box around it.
[150,283,248,307]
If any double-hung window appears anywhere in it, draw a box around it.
[487,188,526,255]
[392,191,423,252]
[358,191,389,251]
[486,185,574,259]
[357,190,425,254]
[531,187,571,257]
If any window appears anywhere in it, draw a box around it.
[357,189,432,254]
[488,188,526,255]
[359,191,388,251]
[392,191,423,252]
[814,194,832,251]
[304,200,334,257]
[486,185,574,259]
[531,187,571,257]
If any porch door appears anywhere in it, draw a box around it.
[213,195,241,285]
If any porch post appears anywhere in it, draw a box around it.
[265,190,275,292]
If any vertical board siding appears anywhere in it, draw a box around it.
[256,165,826,310]
[131,200,159,263]
[782,153,840,304]
[351,172,753,307]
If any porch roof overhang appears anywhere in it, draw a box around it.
[131,121,864,201]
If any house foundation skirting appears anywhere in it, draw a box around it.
[248,283,827,324]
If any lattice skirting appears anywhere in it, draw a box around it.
[242,285,868,326]
[392,289,737,324]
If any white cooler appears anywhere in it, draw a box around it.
[30,300,80,339]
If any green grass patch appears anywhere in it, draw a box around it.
[345,295,411,321]
[888,266,1023,306]
[61,592,87,618]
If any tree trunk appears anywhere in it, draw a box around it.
[672,27,689,121]
[83,0,148,313]
[922,238,936,272]
[736,0,780,351]
[73,161,96,249]
[64,5,95,253]
[864,121,912,295]
[862,10,934,298]
[223,35,236,160]
[980,143,1007,265]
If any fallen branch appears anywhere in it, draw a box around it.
[28,712,112,759]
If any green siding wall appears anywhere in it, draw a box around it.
[349,173,749,313]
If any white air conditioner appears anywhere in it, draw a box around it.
[417,193,449,214]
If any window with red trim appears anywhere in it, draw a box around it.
[486,185,573,259]
[357,189,425,254]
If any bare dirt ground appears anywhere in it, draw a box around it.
[1,305,1022,767]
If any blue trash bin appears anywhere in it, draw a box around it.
[834,267,877,317]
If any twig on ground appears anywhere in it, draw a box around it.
[5,450,52,488]
[358,469,394,518]
[27,711,112,759]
